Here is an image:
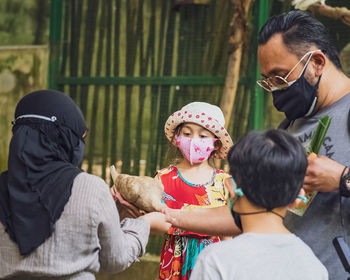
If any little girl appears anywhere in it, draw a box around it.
[158,102,233,280]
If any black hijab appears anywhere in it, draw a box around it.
[0,90,87,255]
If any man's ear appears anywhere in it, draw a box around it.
[289,188,306,208]
[311,52,326,77]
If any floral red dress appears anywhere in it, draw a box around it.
[158,166,230,280]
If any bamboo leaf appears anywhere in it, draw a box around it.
[308,116,332,155]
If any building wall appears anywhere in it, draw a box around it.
[0,45,48,171]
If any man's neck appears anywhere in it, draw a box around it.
[315,66,350,112]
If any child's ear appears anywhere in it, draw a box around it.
[214,139,222,151]
[171,137,177,146]
[172,135,181,147]
[289,188,306,208]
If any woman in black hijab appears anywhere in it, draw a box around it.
[0,90,164,279]
[0,89,87,255]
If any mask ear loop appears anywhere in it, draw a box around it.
[286,52,315,88]
[297,195,308,204]
[285,49,320,79]
[231,177,244,198]
[227,177,244,226]
[229,178,309,220]
[230,177,309,204]
[227,177,243,212]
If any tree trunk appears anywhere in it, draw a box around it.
[308,4,350,26]
[220,0,252,128]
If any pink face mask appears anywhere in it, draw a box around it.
[175,135,216,165]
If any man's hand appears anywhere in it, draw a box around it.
[303,155,345,192]
[162,206,240,236]
[162,207,182,227]
[141,212,171,234]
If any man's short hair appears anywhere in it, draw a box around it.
[228,129,307,210]
[258,9,341,69]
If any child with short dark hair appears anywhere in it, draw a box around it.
[190,129,328,280]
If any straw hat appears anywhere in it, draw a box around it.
[164,102,233,159]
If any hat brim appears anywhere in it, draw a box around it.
[164,109,233,159]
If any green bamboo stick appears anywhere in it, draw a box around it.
[59,0,70,91]
[289,115,332,217]
[306,116,332,155]
[110,0,121,174]
[158,1,176,168]
[102,0,113,180]
[122,0,139,174]
[69,0,83,102]
[87,0,105,174]
[144,0,157,176]
[172,7,186,111]
[150,0,167,172]
[80,0,98,116]
[134,0,152,176]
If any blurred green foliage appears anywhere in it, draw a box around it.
[0,0,49,45]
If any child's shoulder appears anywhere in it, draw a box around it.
[156,166,177,178]
[214,169,231,180]
[216,169,229,175]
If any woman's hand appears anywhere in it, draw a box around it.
[110,186,143,218]
[110,185,119,201]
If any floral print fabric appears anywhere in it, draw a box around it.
[158,166,230,279]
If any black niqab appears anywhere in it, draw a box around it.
[0,90,87,255]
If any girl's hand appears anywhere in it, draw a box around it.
[110,185,118,201]
[111,187,143,218]
[141,212,171,234]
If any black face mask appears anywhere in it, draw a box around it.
[231,208,243,231]
[72,139,85,167]
[230,207,284,232]
[272,70,321,121]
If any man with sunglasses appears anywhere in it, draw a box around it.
[257,10,350,279]
[190,130,328,279]
[160,10,350,279]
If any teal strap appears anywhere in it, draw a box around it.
[176,168,216,187]
[231,177,243,197]
[176,170,196,186]
[297,195,308,203]
[181,238,206,278]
